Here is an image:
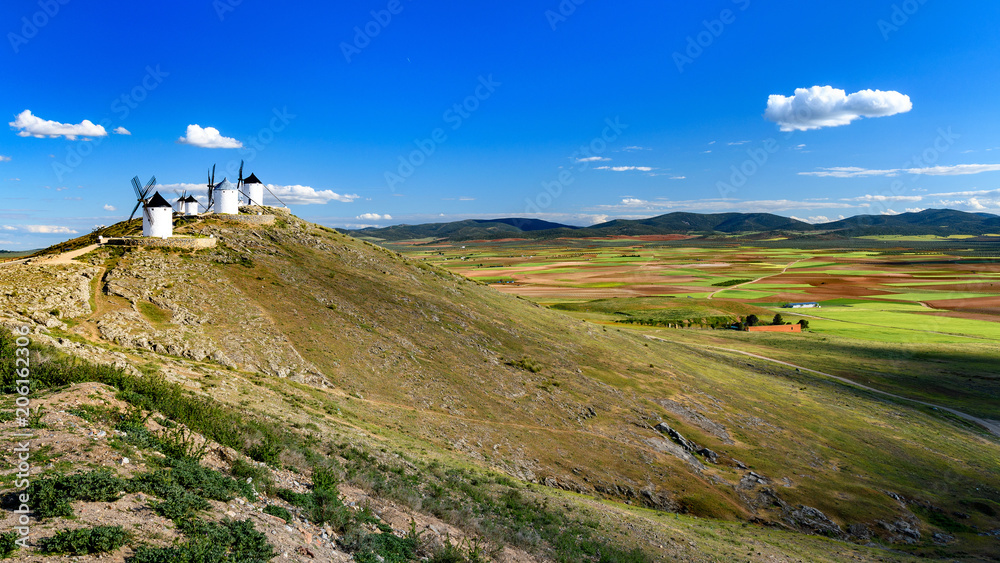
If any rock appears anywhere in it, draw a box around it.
[932,532,954,544]
[121,457,130,465]
[848,523,871,540]
[654,422,699,453]
[696,447,719,464]
[788,505,843,538]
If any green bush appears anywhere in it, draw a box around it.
[0,532,20,559]
[339,529,418,563]
[506,356,542,373]
[130,519,274,563]
[27,470,127,519]
[38,525,129,555]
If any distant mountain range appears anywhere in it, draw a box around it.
[342,209,1000,241]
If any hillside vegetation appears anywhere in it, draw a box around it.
[2,210,999,561]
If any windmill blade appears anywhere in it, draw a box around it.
[261,184,286,208]
[211,164,216,186]
[142,203,153,225]
[237,160,244,188]
[127,200,142,222]
[131,176,143,199]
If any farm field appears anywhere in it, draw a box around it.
[386,236,1000,421]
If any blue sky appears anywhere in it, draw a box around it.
[3,0,1000,248]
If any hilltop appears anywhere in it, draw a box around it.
[2,210,999,562]
[344,209,1000,242]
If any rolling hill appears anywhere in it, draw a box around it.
[2,209,999,561]
[343,209,1000,241]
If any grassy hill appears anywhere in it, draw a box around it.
[2,210,999,561]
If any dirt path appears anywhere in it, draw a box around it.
[707,258,804,300]
[649,335,1000,438]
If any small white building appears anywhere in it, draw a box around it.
[143,191,173,238]
[214,179,240,214]
[183,195,200,215]
[243,173,265,206]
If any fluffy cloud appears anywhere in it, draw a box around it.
[177,124,242,149]
[103,204,117,211]
[113,126,131,135]
[802,163,1000,178]
[9,110,107,140]
[356,213,392,221]
[765,86,912,131]
[576,156,610,163]
[265,184,358,205]
[0,155,10,162]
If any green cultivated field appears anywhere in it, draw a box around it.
[389,235,1000,429]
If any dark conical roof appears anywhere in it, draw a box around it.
[244,173,262,185]
[184,195,198,202]
[146,191,172,208]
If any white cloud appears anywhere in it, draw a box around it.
[9,110,107,140]
[113,126,131,135]
[765,86,912,131]
[905,207,926,213]
[928,188,1000,197]
[906,164,1000,176]
[0,155,10,162]
[598,197,857,214]
[357,213,392,221]
[576,156,610,163]
[881,210,900,215]
[2,224,79,234]
[727,141,750,146]
[266,184,358,205]
[801,163,1000,178]
[807,216,830,223]
[177,124,242,149]
[621,146,649,151]
[669,176,686,180]
[458,197,476,201]
[103,204,117,211]
[597,166,654,172]
[841,194,923,202]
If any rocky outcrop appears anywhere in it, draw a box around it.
[654,422,719,464]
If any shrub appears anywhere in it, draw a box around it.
[130,519,274,563]
[27,470,127,519]
[506,356,542,373]
[0,532,20,559]
[38,525,129,555]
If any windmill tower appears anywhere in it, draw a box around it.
[213,178,239,214]
[183,195,199,215]
[143,192,174,238]
[126,175,172,238]
[243,173,264,206]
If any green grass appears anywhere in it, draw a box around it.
[137,301,171,324]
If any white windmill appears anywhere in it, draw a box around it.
[213,178,240,214]
[127,176,172,238]
[242,172,265,206]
